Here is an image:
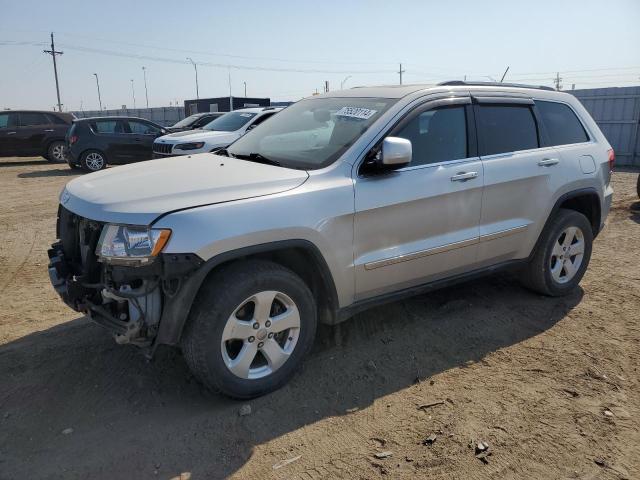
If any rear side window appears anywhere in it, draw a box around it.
[476,105,539,156]
[46,114,68,125]
[128,120,160,135]
[19,112,50,126]
[394,106,468,166]
[0,113,10,128]
[537,101,589,146]
[91,121,124,134]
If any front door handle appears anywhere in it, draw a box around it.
[538,158,560,167]
[451,171,478,182]
[44,129,54,132]
[6,131,16,135]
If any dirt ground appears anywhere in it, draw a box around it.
[0,158,639,480]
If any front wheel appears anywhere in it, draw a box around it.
[181,260,317,399]
[47,141,68,162]
[520,209,593,296]
[80,150,107,172]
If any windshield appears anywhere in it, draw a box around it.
[227,97,396,170]
[171,114,202,128]
[203,111,257,132]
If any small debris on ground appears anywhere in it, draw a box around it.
[603,409,614,417]
[418,400,445,410]
[345,407,359,413]
[374,451,393,459]
[423,433,437,445]
[475,441,489,454]
[61,428,73,435]
[594,458,607,467]
[366,360,377,371]
[371,437,387,447]
[272,455,302,470]
[238,404,252,416]
[474,441,491,463]
[405,456,414,462]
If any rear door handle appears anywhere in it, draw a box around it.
[538,158,560,167]
[6,131,16,135]
[44,129,54,132]
[451,171,478,182]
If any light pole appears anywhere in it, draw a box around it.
[340,75,352,89]
[93,73,102,111]
[142,66,149,108]
[130,79,136,109]
[243,81,247,97]
[186,57,199,99]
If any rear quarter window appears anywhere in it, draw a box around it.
[536,100,589,146]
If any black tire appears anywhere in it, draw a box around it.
[46,140,68,163]
[80,150,107,172]
[67,159,81,170]
[181,260,317,399]
[520,209,593,296]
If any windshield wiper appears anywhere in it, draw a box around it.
[233,152,281,166]
[215,148,231,157]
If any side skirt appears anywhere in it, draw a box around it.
[335,259,527,324]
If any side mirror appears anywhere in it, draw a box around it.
[381,137,412,168]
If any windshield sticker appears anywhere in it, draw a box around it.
[335,107,378,120]
[239,113,253,117]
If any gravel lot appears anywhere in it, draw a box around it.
[1,158,639,480]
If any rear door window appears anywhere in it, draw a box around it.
[91,120,125,134]
[536,101,589,146]
[476,105,539,156]
[19,112,50,127]
[127,120,160,135]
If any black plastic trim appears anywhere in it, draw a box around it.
[155,239,339,346]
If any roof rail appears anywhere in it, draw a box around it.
[438,80,555,91]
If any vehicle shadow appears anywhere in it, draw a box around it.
[630,201,640,224]
[18,168,78,178]
[0,273,583,479]
[0,159,50,167]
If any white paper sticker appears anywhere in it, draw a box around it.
[335,107,378,120]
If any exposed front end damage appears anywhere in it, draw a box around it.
[48,206,202,351]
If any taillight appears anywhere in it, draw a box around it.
[69,135,78,145]
[608,148,615,172]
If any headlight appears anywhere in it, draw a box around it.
[175,142,205,151]
[96,225,171,265]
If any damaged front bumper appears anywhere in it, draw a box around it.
[48,214,202,350]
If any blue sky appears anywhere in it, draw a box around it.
[1,0,639,111]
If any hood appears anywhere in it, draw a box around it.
[62,153,309,225]
[157,129,235,142]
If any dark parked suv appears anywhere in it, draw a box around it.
[67,117,166,171]
[166,112,224,133]
[0,110,74,162]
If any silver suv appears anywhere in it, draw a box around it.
[49,82,614,398]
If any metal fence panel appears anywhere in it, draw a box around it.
[570,86,640,166]
[70,107,186,127]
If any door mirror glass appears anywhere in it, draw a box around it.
[381,137,412,167]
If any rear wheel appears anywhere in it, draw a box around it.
[80,150,106,172]
[520,209,593,296]
[46,141,67,163]
[182,260,317,399]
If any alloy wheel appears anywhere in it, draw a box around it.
[51,143,67,161]
[550,226,585,284]
[220,290,301,380]
[85,152,105,171]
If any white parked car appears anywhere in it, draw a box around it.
[152,107,282,157]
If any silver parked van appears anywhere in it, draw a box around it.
[49,82,614,398]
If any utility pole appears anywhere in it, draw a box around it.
[43,32,63,112]
[340,75,352,89]
[130,79,136,109]
[324,81,329,93]
[142,66,149,108]
[398,63,405,85]
[186,57,199,99]
[93,73,102,111]
[243,81,247,97]
[228,67,233,111]
[554,72,563,91]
